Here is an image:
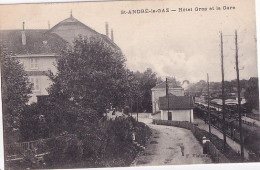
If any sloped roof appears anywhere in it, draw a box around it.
[159,94,194,110]
[152,81,182,90]
[50,16,96,32]
[47,16,99,43]
[211,98,246,105]
[100,34,121,51]
[47,16,121,51]
[0,30,67,55]
[211,99,222,105]
[0,16,121,55]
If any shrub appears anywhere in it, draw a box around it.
[88,116,151,167]
[45,134,83,168]
[14,114,151,169]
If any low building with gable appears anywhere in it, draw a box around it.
[153,94,194,122]
[151,80,184,113]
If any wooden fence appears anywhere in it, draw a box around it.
[207,141,230,163]
[4,134,76,161]
[5,138,51,156]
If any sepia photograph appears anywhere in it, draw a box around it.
[0,0,259,169]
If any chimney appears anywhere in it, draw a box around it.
[111,29,114,42]
[21,21,26,45]
[48,21,50,30]
[105,22,109,37]
[70,10,73,18]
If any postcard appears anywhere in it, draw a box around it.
[0,0,259,169]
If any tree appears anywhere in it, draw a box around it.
[244,77,259,112]
[167,77,181,87]
[186,80,207,96]
[129,68,158,113]
[0,45,32,135]
[129,73,142,113]
[48,36,129,115]
[139,68,157,112]
[156,76,163,85]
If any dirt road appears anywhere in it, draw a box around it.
[132,113,212,166]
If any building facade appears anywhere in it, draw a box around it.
[15,54,58,103]
[151,81,185,113]
[0,14,119,104]
[153,94,194,122]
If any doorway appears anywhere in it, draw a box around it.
[168,112,172,120]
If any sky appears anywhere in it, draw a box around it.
[0,0,258,83]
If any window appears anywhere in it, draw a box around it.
[168,112,172,120]
[30,58,38,69]
[30,77,40,91]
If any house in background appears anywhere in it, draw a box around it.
[151,81,184,113]
[14,54,60,103]
[0,28,67,104]
[0,13,119,104]
[153,94,194,122]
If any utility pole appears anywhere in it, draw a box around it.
[166,78,170,115]
[221,31,227,148]
[137,97,139,122]
[189,96,192,123]
[130,99,133,117]
[207,73,212,140]
[235,30,244,159]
